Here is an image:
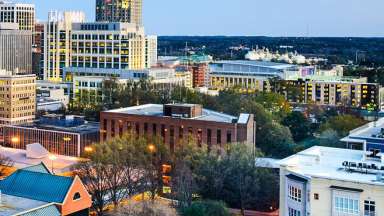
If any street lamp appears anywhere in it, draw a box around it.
[148,144,156,153]
[11,137,19,143]
[84,146,93,153]
[49,154,57,174]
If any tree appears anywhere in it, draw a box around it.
[257,123,295,158]
[0,153,13,177]
[282,111,311,142]
[181,200,231,216]
[320,114,366,137]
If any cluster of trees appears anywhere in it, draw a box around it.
[69,78,367,159]
[159,36,384,66]
[75,132,278,216]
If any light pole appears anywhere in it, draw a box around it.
[49,154,57,174]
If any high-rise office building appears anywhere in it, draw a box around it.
[96,0,142,25]
[145,35,158,68]
[0,23,32,75]
[0,1,35,31]
[0,70,36,125]
[42,11,85,81]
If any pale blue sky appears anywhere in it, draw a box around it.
[19,0,384,37]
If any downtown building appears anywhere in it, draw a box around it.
[279,146,383,216]
[0,23,35,125]
[96,0,142,25]
[100,103,256,151]
[2,114,100,157]
[0,1,35,31]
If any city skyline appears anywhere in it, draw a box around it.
[15,0,384,37]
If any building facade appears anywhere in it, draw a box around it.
[70,22,146,72]
[0,23,32,75]
[100,104,256,151]
[341,118,384,153]
[279,146,384,216]
[145,35,158,68]
[0,1,35,31]
[280,78,381,110]
[0,71,35,125]
[42,11,86,81]
[0,163,92,216]
[96,0,142,25]
[1,115,99,157]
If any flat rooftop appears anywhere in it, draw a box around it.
[0,147,83,174]
[341,118,384,142]
[6,121,100,134]
[0,193,48,216]
[213,60,297,70]
[105,104,241,124]
[279,146,384,186]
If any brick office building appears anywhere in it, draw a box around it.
[100,104,256,150]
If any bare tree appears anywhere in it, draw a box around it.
[111,200,178,216]
[0,153,13,177]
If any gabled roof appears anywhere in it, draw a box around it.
[0,169,74,204]
[20,162,51,174]
[16,203,61,216]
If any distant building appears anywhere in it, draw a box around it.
[0,71,36,125]
[0,163,92,216]
[209,60,300,90]
[0,1,35,31]
[42,11,86,81]
[0,22,32,75]
[145,35,158,68]
[280,77,381,110]
[279,146,384,216]
[342,118,384,153]
[33,22,44,77]
[69,22,147,73]
[96,0,142,25]
[37,88,69,112]
[100,104,256,151]
[2,114,100,157]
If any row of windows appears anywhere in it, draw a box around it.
[288,185,302,203]
[334,197,359,215]
[288,208,301,216]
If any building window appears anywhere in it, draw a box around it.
[207,129,212,146]
[288,185,302,202]
[217,129,221,145]
[288,207,301,216]
[73,192,81,200]
[226,131,232,143]
[314,193,319,200]
[364,200,375,216]
[334,196,359,215]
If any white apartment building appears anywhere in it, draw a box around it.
[0,1,35,31]
[42,11,85,82]
[279,146,384,216]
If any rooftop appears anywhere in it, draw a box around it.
[0,194,50,216]
[6,115,100,134]
[279,146,384,186]
[105,104,244,124]
[0,169,74,204]
[0,147,82,173]
[341,118,384,143]
[213,60,297,70]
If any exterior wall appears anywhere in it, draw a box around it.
[61,177,92,216]
[280,168,384,216]
[100,112,255,150]
[0,74,36,125]
[2,125,99,157]
[0,29,32,75]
